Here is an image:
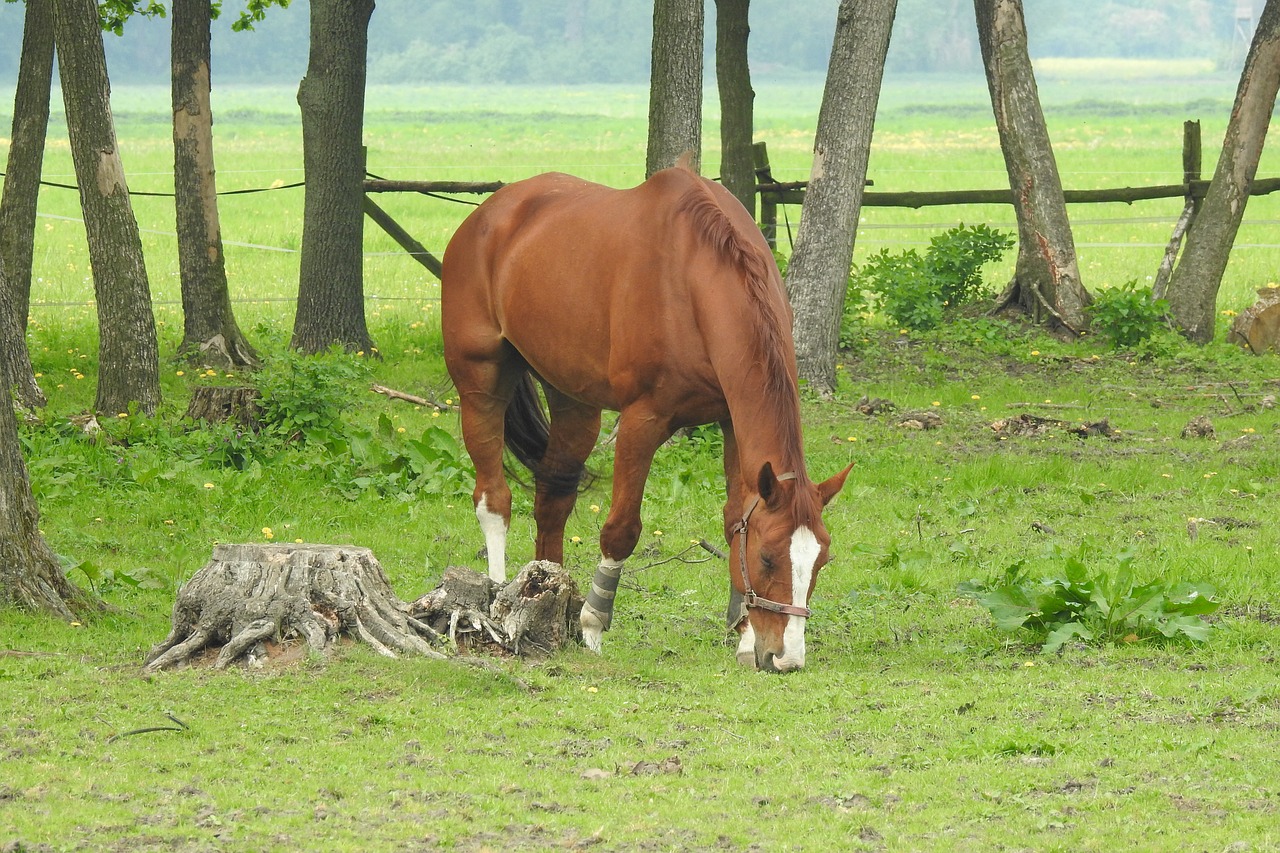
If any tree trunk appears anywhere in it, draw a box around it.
[291,0,375,355]
[0,0,54,409]
[0,257,100,621]
[976,0,1091,334]
[646,0,703,177]
[52,0,161,416]
[787,0,897,394]
[171,0,259,369]
[715,0,754,217]
[1165,0,1280,344]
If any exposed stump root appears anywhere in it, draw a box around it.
[146,548,585,671]
[410,561,584,660]
[144,544,446,671]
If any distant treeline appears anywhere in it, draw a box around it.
[0,0,1250,87]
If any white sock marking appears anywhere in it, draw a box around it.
[736,622,757,668]
[476,494,508,583]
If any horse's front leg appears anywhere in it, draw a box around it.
[719,421,755,667]
[581,409,671,652]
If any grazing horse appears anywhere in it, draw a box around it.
[441,162,851,672]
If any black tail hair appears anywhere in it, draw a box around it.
[503,374,591,497]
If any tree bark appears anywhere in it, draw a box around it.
[0,257,99,621]
[291,0,376,355]
[646,0,703,177]
[1165,0,1280,344]
[171,0,259,369]
[0,0,54,409]
[715,0,754,216]
[787,0,897,394]
[976,0,1091,334]
[52,0,162,415]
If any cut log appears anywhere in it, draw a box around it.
[184,385,262,430]
[144,543,446,671]
[1227,286,1280,354]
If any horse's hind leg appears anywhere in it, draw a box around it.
[451,347,524,583]
[533,388,601,564]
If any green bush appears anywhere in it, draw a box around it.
[1087,279,1171,348]
[254,348,368,446]
[848,224,1014,333]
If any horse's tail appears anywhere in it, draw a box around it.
[503,374,593,496]
[504,374,550,475]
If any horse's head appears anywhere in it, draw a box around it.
[730,462,851,672]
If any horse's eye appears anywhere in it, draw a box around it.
[760,554,776,572]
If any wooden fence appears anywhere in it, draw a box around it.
[362,121,1280,276]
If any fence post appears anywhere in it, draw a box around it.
[1183,120,1202,216]
[753,141,777,248]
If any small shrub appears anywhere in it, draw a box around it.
[254,348,368,445]
[1087,279,1170,348]
[848,224,1014,333]
[959,546,1221,654]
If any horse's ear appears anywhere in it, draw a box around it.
[757,462,781,508]
[818,463,854,507]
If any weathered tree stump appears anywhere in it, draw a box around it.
[184,385,262,430]
[146,547,586,671]
[491,561,585,658]
[144,544,446,671]
[409,561,584,659]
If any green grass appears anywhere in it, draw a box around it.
[4,76,1280,850]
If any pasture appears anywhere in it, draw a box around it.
[3,69,1280,850]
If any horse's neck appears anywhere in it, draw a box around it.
[722,370,807,482]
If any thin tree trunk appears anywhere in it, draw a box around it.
[291,0,375,355]
[715,0,754,216]
[52,0,161,415]
[787,0,897,395]
[976,0,1091,334]
[0,256,99,621]
[171,0,259,369]
[646,0,703,177]
[1165,0,1280,344]
[0,0,54,409]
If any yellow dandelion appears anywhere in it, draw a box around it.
[590,504,601,513]
[970,394,980,400]
[1030,350,1041,356]
[397,426,406,433]
[571,535,582,544]
[262,527,274,539]
[203,482,215,489]
[176,370,185,377]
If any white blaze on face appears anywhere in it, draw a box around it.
[476,494,508,583]
[775,526,820,670]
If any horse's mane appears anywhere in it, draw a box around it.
[676,177,814,510]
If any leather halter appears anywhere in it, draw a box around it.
[732,472,813,619]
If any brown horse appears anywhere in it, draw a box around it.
[441,162,850,672]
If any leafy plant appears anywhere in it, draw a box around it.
[254,348,368,446]
[1087,279,1170,348]
[959,547,1221,654]
[848,224,1014,333]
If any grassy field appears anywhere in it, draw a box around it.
[3,72,1280,850]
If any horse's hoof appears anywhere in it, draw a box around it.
[581,606,606,652]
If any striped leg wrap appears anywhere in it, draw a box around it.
[584,561,623,632]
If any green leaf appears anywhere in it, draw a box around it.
[1042,621,1094,654]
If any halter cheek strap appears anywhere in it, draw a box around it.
[731,472,813,620]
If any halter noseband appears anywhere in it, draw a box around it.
[732,472,813,620]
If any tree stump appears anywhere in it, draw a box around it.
[144,544,446,671]
[146,548,586,671]
[491,561,585,658]
[184,385,262,430]
[409,561,584,660]
[1227,286,1280,354]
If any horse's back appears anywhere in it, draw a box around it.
[442,167,776,417]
